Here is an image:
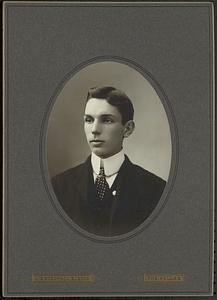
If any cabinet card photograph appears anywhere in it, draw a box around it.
[3,2,214,297]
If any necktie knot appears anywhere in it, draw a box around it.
[99,167,105,177]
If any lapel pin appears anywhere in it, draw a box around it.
[112,190,117,196]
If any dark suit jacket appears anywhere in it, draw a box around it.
[52,155,166,236]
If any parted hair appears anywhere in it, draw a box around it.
[86,86,134,125]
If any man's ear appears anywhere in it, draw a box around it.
[123,120,135,138]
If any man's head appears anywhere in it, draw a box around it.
[84,86,135,158]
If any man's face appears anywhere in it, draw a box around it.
[84,98,126,158]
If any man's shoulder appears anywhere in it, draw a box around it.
[52,159,89,185]
[123,157,166,212]
[125,157,166,187]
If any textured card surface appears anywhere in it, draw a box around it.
[3,1,214,297]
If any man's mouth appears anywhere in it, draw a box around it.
[90,140,104,145]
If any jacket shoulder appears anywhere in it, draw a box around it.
[51,161,86,188]
[128,163,166,212]
[128,161,166,187]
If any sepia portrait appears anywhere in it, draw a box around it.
[47,60,172,237]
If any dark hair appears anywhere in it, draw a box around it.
[86,86,134,125]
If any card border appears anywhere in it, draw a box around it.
[2,1,215,297]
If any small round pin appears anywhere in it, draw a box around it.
[112,190,116,196]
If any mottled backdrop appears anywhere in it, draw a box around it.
[47,61,172,180]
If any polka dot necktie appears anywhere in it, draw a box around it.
[95,166,109,200]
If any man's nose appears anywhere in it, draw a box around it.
[91,120,101,134]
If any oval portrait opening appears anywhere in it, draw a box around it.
[46,60,172,239]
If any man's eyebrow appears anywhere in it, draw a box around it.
[84,114,94,118]
[101,114,115,117]
[84,114,115,117]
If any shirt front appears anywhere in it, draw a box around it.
[91,150,125,188]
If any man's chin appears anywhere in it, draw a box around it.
[92,150,107,158]
[92,149,120,159]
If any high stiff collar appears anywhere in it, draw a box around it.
[91,150,125,177]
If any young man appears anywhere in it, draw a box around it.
[52,86,166,236]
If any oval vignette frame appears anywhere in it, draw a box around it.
[40,56,179,243]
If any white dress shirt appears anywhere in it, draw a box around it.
[91,150,125,188]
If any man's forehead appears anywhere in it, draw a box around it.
[84,98,119,115]
[85,97,108,107]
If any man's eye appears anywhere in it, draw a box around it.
[102,118,113,123]
[84,117,93,123]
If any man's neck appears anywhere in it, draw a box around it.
[91,150,125,176]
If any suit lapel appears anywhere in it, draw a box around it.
[72,156,92,208]
[110,156,141,215]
